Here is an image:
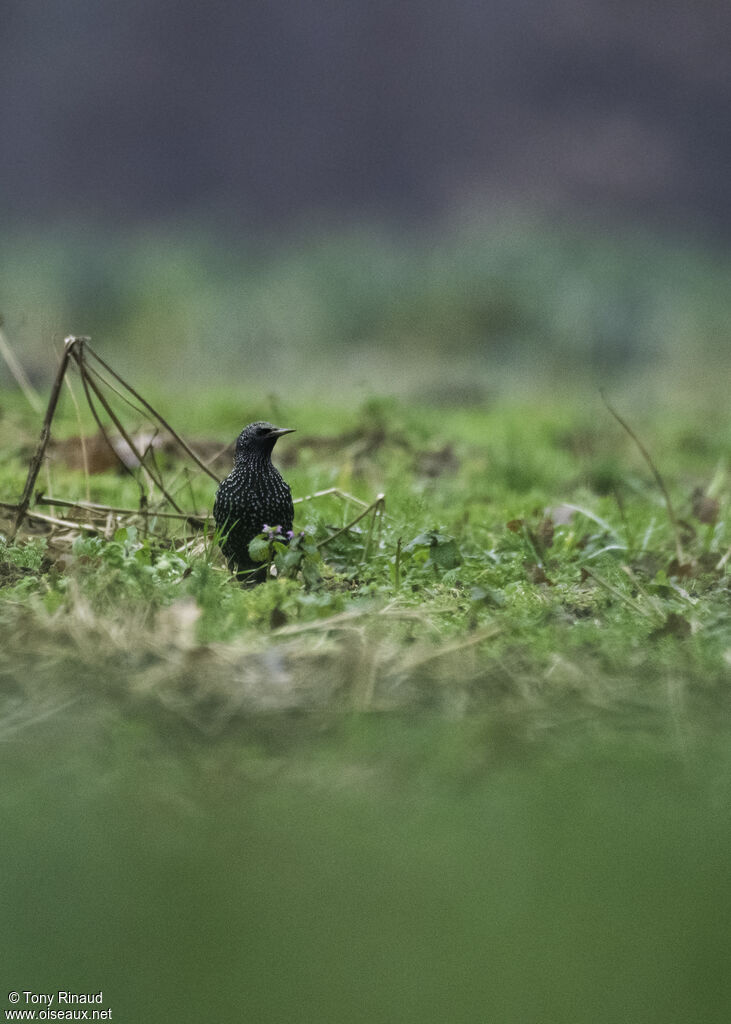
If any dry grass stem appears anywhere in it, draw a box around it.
[601,390,685,564]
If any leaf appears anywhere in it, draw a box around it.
[692,488,719,525]
[470,585,505,607]
[536,516,555,550]
[427,538,460,569]
[247,536,271,563]
[650,612,692,639]
[403,530,446,552]
[403,531,461,569]
[301,559,322,587]
[506,518,524,533]
[524,561,553,586]
[667,558,696,579]
[276,548,303,573]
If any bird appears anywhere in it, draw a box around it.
[213,421,295,581]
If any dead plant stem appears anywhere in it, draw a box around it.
[601,391,685,564]
[11,337,80,538]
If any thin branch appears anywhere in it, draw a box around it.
[75,346,147,503]
[35,494,207,526]
[316,495,385,549]
[63,372,91,503]
[293,487,370,508]
[0,501,97,533]
[11,336,80,538]
[72,348,184,513]
[83,360,154,421]
[83,343,220,483]
[157,443,230,506]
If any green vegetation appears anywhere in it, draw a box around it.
[4,217,731,404]
[2,385,730,1022]
[1,387,728,722]
[1,220,730,1022]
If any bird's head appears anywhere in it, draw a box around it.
[234,421,295,461]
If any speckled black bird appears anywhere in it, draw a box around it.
[213,421,295,580]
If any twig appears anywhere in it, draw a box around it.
[75,346,146,502]
[11,336,80,538]
[316,495,385,549]
[63,373,91,502]
[34,495,208,526]
[601,391,684,563]
[161,442,230,502]
[293,486,370,508]
[83,344,220,483]
[0,501,97,533]
[71,347,185,513]
[82,360,155,422]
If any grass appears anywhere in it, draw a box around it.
[1,384,730,1022]
[1,217,730,1021]
[0,381,728,729]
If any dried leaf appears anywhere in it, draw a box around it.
[524,561,553,586]
[692,488,720,525]
[470,585,505,607]
[650,612,691,639]
[536,517,555,549]
[668,558,696,579]
[506,518,524,533]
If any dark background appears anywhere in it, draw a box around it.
[2,0,730,234]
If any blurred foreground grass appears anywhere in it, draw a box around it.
[2,693,731,1022]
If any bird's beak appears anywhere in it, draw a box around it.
[267,426,296,438]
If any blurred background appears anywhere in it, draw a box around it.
[1,0,730,399]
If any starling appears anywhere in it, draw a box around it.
[213,421,295,580]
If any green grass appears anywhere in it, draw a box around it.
[1,386,728,722]
[1,216,730,1020]
[2,702,731,1023]
[1,387,730,1022]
